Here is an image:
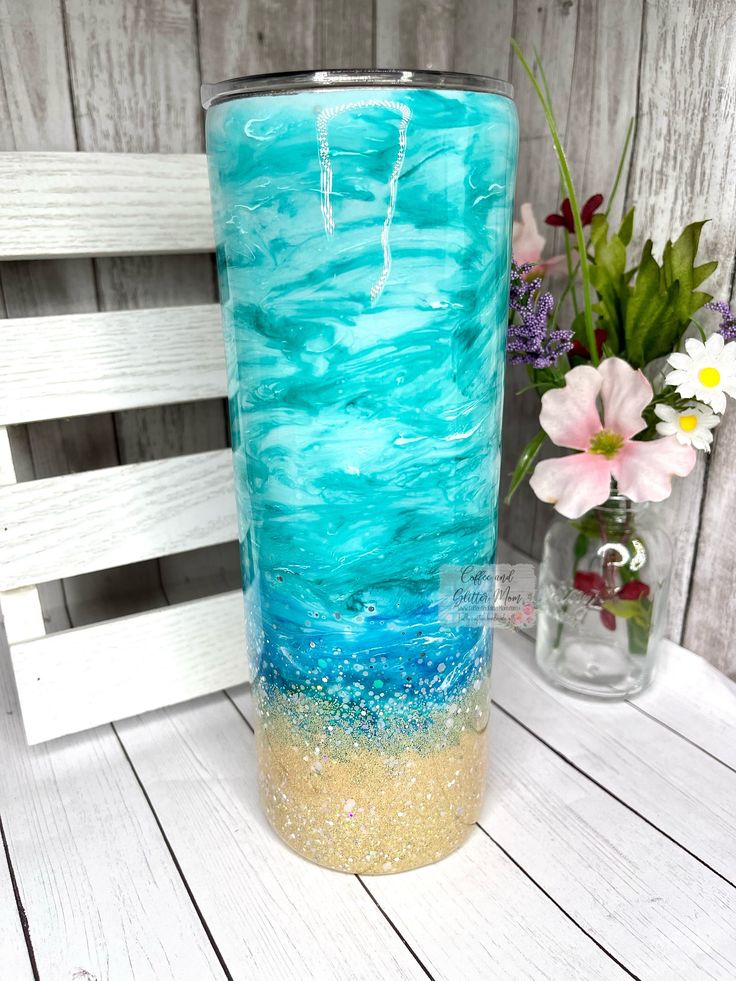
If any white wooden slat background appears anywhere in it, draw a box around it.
[0,153,213,258]
[0,303,225,424]
[0,0,734,673]
[0,450,236,589]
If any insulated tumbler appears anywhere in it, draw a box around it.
[203,69,518,873]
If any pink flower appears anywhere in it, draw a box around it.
[529,358,697,518]
[512,203,564,276]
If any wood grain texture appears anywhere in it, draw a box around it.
[0,0,101,634]
[634,639,736,770]
[62,0,231,619]
[229,685,624,981]
[484,705,736,979]
[622,0,736,655]
[0,834,33,981]
[1,304,226,424]
[116,692,427,981]
[0,152,214,258]
[494,629,736,884]
[0,450,237,590]
[374,0,514,76]
[499,0,643,559]
[12,592,248,744]
[0,622,227,980]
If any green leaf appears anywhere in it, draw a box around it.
[692,260,718,289]
[589,215,628,351]
[618,207,635,247]
[602,599,642,620]
[661,221,715,325]
[624,241,682,366]
[505,430,547,504]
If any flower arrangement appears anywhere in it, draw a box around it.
[507,45,735,686]
[507,44,735,519]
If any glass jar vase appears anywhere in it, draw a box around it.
[536,493,672,698]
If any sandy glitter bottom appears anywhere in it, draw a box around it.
[255,684,490,874]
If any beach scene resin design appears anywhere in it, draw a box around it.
[204,74,518,873]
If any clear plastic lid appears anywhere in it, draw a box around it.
[201,68,513,109]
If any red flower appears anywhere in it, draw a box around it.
[574,571,605,596]
[618,580,650,601]
[573,572,650,633]
[570,328,607,361]
[545,194,604,233]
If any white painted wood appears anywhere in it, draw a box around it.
[0,152,214,258]
[12,591,247,745]
[1,305,226,424]
[225,685,623,980]
[0,450,237,590]
[633,639,736,770]
[0,623,226,980]
[115,690,427,981]
[496,542,736,768]
[0,426,16,485]
[626,0,736,650]
[483,706,736,979]
[493,629,736,883]
[0,845,33,981]
[0,588,46,646]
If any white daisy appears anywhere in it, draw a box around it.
[654,402,720,451]
[664,334,736,414]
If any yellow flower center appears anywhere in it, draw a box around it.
[588,429,624,459]
[698,366,720,388]
[679,414,698,432]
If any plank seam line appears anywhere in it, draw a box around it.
[502,623,729,759]
[490,699,736,891]
[622,0,647,212]
[355,876,436,981]
[474,823,640,981]
[0,813,40,981]
[110,723,234,981]
[223,688,436,980]
[626,700,736,776]
[59,0,81,151]
[223,689,255,734]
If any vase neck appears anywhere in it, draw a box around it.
[590,494,647,522]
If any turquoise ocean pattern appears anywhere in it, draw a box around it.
[206,86,518,736]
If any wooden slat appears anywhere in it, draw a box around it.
[0,843,33,981]
[0,152,214,259]
[625,0,736,650]
[228,686,623,980]
[493,629,736,883]
[63,0,232,619]
[483,707,736,978]
[115,692,427,980]
[0,450,237,590]
[0,0,104,635]
[634,639,736,770]
[0,626,226,979]
[11,591,247,744]
[1,304,226,425]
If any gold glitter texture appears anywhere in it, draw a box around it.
[255,681,491,874]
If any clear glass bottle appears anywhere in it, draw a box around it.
[536,492,672,698]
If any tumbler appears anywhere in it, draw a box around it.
[202,69,518,873]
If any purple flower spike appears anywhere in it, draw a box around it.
[507,260,573,368]
[706,300,736,342]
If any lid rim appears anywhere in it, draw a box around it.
[201,68,514,108]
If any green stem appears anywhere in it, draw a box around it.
[564,232,580,317]
[512,40,598,365]
[604,116,635,219]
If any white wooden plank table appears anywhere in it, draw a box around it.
[1,616,735,981]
